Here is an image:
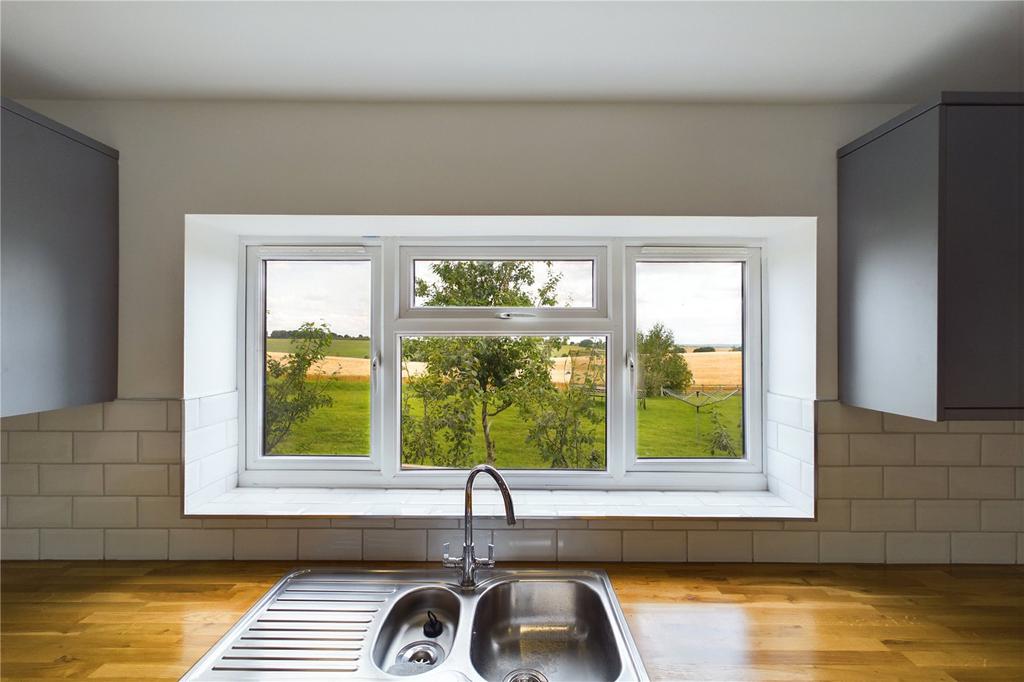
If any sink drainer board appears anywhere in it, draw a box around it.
[181,568,649,681]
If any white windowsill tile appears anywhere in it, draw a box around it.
[186,487,811,519]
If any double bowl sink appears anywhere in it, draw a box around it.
[182,568,648,681]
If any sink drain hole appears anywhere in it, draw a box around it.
[502,669,549,682]
[396,641,445,667]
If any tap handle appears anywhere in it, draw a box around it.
[488,542,495,562]
[442,542,451,562]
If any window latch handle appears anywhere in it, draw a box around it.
[371,352,381,391]
[495,311,537,320]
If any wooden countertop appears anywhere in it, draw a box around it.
[2,561,1022,680]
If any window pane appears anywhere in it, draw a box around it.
[264,260,371,456]
[400,336,606,470]
[635,262,744,458]
[413,260,593,308]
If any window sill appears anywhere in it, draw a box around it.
[185,487,812,519]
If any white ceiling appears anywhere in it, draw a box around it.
[2,1,1021,103]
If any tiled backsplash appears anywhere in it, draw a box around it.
[1,400,1021,562]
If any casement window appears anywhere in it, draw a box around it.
[242,239,762,489]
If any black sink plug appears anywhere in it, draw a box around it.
[423,610,443,638]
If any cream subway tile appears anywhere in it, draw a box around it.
[1,413,39,431]
[168,465,182,496]
[849,434,914,466]
[819,532,885,563]
[884,467,947,499]
[587,519,652,530]
[716,521,784,530]
[766,449,801,486]
[332,518,394,528]
[801,462,814,494]
[752,531,817,562]
[949,468,1014,499]
[169,529,233,559]
[980,435,1024,466]
[818,467,883,499]
[687,531,752,562]
[817,402,882,434]
[652,519,719,530]
[766,393,803,428]
[949,421,1015,433]
[73,432,138,463]
[915,434,981,466]
[234,529,298,560]
[851,500,915,531]
[267,519,331,528]
[493,530,557,561]
[7,496,72,528]
[38,404,103,431]
[557,530,621,561]
[166,401,182,432]
[395,517,459,529]
[9,432,73,463]
[40,529,103,559]
[364,529,426,561]
[74,497,137,528]
[427,529,492,561]
[784,500,851,531]
[802,400,815,431]
[105,529,168,560]
[816,435,849,466]
[523,519,588,530]
[138,496,200,528]
[469,518,525,530]
[882,414,947,433]
[951,532,1017,564]
[203,518,267,528]
[778,424,813,462]
[184,423,228,462]
[298,529,362,560]
[226,420,239,446]
[766,421,778,450]
[1,464,39,495]
[39,464,103,495]
[980,501,1024,532]
[197,450,237,488]
[198,392,238,427]
[886,533,950,563]
[104,464,168,495]
[916,500,980,531]
[1,529,39,559]
[183,399,200,431]
[623,530,686,562]
[139,432,182,463]
[104,400,167,431]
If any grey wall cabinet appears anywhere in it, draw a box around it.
[1,98,118,417]
[838,92,1022,421]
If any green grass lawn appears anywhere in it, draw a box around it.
[268,378,743,464]
[266,337,370,358]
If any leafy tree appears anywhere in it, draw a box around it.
[707,407,738,456]
[264,322,335,452]
[404,261,562,466]
[693,346,716,353]
[520,347,604,469]
[637,323,693,397]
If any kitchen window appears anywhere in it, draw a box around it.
[242,239,762,488]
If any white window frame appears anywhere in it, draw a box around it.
[240,237,765,490]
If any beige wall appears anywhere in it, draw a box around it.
[23,100,905,400]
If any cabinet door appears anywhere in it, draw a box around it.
[1,107,118,416]
[941,104,1023,413]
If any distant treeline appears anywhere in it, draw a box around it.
[268,330,369,340]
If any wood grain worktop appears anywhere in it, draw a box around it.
[2,561,1022,680]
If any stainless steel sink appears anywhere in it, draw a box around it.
[182,568,648,681]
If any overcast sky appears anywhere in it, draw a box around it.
[266,259,742,345]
